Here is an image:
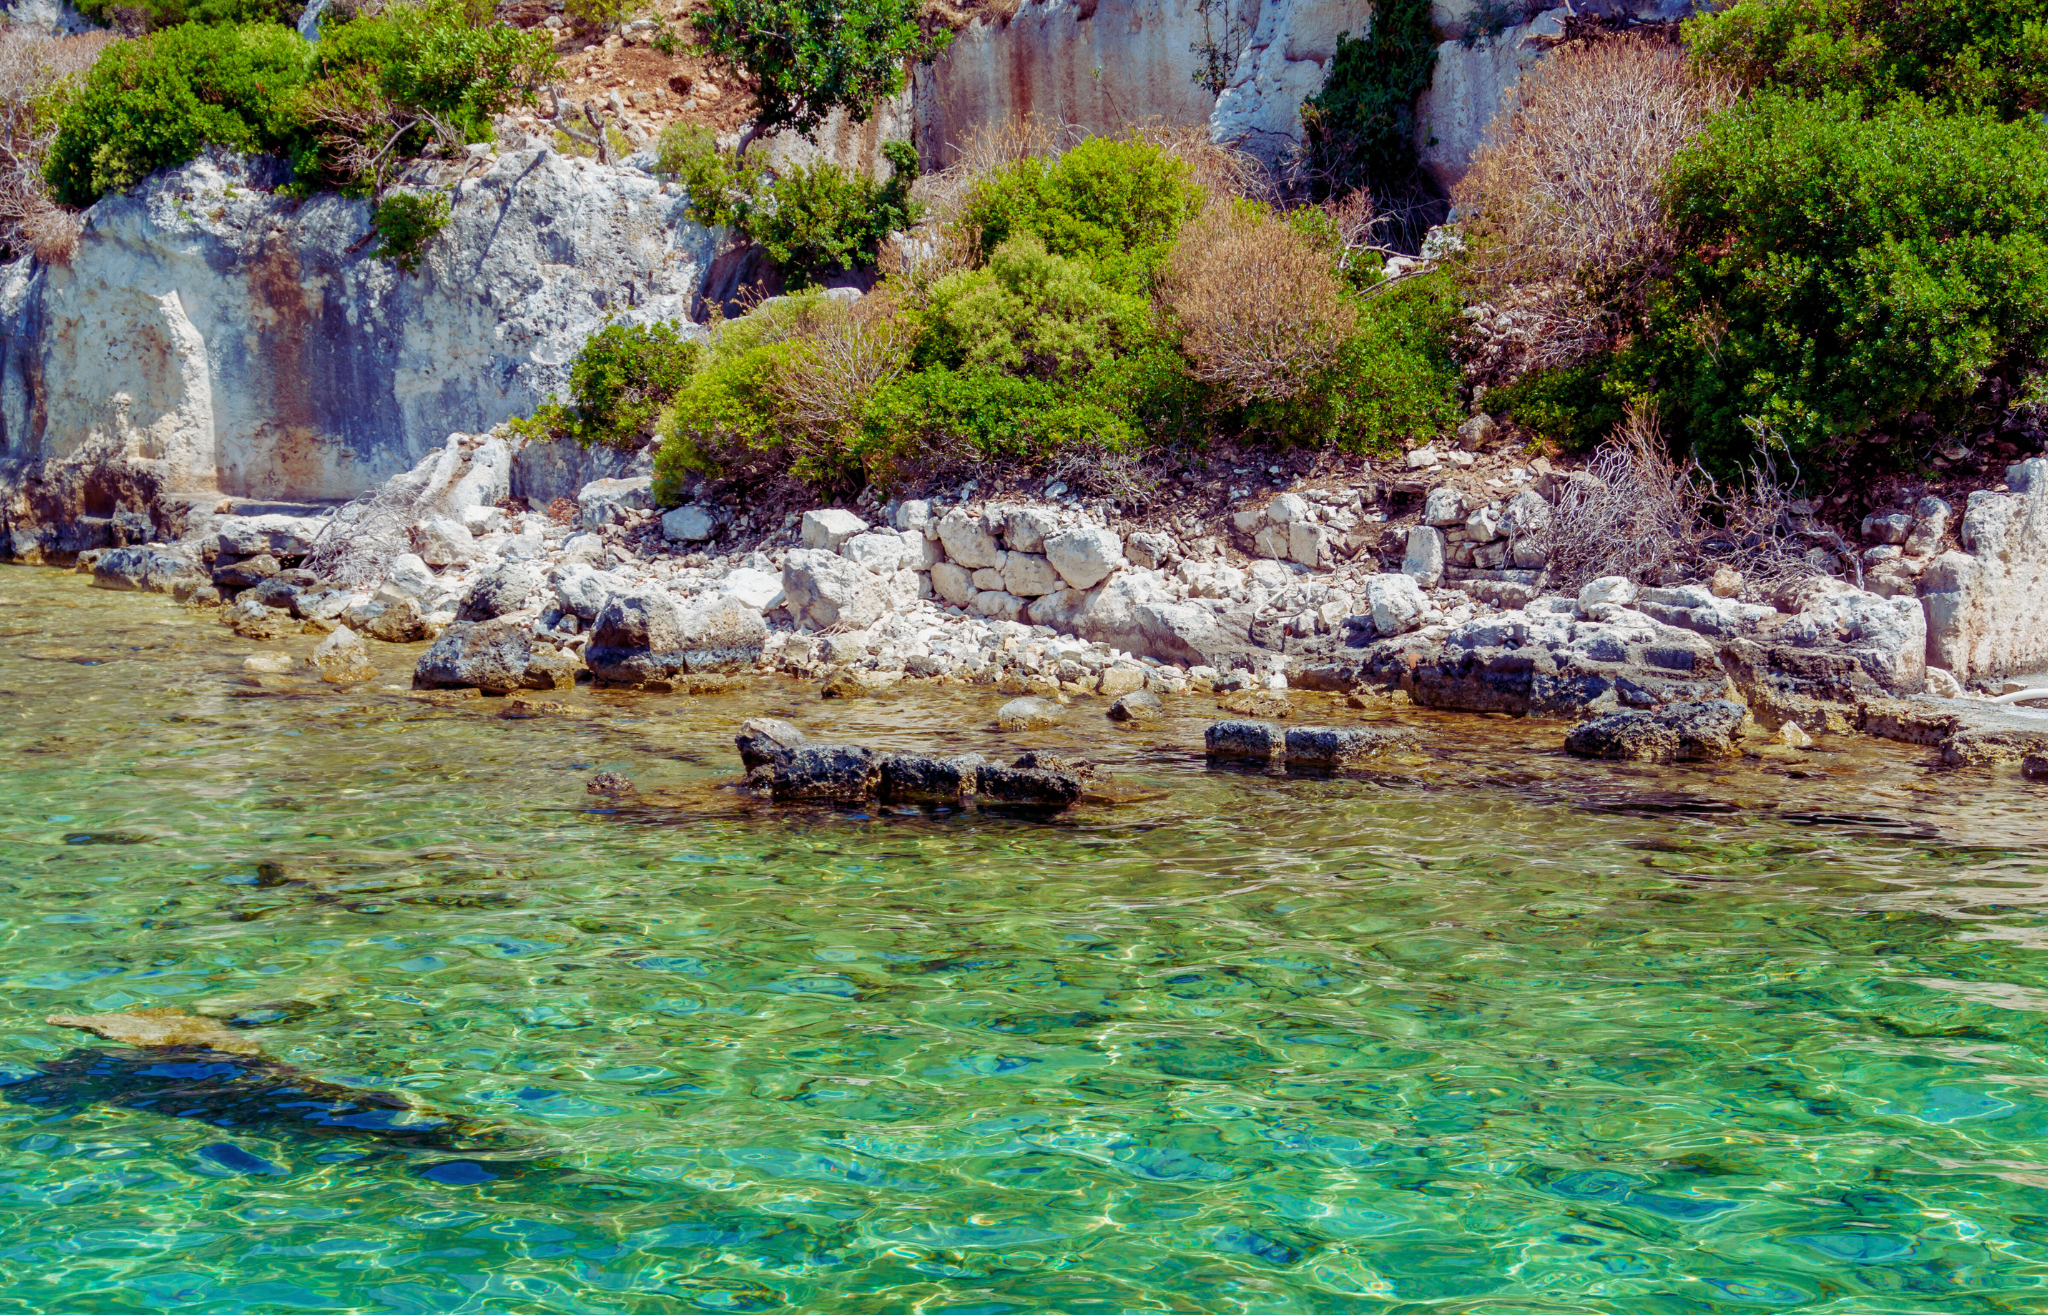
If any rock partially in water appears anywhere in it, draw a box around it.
[308,625,377,683]
[977,763,1084,809]
[1206,720,1284,765]
[585,588,766,683]
[735,717,806,770]
[46,1009,259,1055]
[1108,690,1164,722]
[414,618,579,693]
[1565,700,1748,762]
[1283,725,1406,771]
[212,553,280,590]
[242,652,295,674]
[91,546,203,594]
[998,696,1060,731]
[771,745,884,802]
[879,752,983,803]
[586,772,637,796]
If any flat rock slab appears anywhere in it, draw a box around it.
[1206,720,1284,763]
[1283,725,1409,771]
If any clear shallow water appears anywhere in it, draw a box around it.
[4,568,2048,1313]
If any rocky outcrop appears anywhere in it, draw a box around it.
[0,147,717,531]
[1564,699,1747,761]
[1920,459,2048,682]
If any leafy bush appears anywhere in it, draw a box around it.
[1453,36,1735,376]
[1486,359,1627,453]
[1161,200,1357,405]
[519,320,702,451]
[693,0,950,148]
[564,0,626,34]
[914,235,1151,380]
[1297,0,1438,200]
[751,141,920,287]
[1652,92,2048,473]
[1686,0,2048,118]
[370,189,448,271]
[298,0,557,192]
[75,0,299,32]
[44,21,311,207]
[955,135,1204,291]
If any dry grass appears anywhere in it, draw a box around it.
[1159,202,1356,405]
[1546,402,1821,595]
[1453,35,1735,378]
[770,295,913,448]
[0,30,115,263]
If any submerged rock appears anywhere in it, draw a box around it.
[735,717,806,770]
[308,625,377,683]
[1283,725,1406,771]
[413,618,579,693]
[977,763,1084,808]
[46,1009,258,1055]
[771,745,884,802]
[1564,699,1748,762]
[1108,690,1164,722]
[997,696,1060,731]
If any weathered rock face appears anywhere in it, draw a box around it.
[1920,459,2048,682]
[0,148,717,513]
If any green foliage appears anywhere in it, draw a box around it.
[1486,359,1628,453]
[1653,91,2048,472]
[693,0,950,142]
[1235,272,1465,452]
[74,0,298,31]
[662,129,919,287]
[915,235,1151,380]
[751,141,920,287]
[304,0,557,186]
[370,189,449,271]
[44,22,311,207]
[1298,0,1439,199]
[1685,0,2048,118]
[564,0,627,33]
[520,320,702,452]
[956,137,1204,291]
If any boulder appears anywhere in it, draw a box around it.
[879,753,982,802]
[1402,526,1445,587]
[782,549,887,629]
[719,566,785,611]
[800,508,868,550]
[1126,531,1177,570]
[585,587,766,681]
[213,553,281,590]
[893,499,933,534]
[308,625,377,682]
[661,505,718,542]
[457,562,546,622]
[1205,719,1284,764]
[1577,576,1637,610]
[771,745,882,802]
[347,587,433,643]
[1002,551,1063,597]
[1365,573,1428,636]
[91,546,202,593]
[1283,726,1402,771]
[1502,489,1552,567]
[415,515,476,566]
[1775,586,1926,693]
[1424,487,1468,527]
[930,560,976,606]
[1920,460,2048,681]
[736,716,806,770]
[577,476,653,529]
[976,763,1083,809]
[1289,522,1332,568]
[1564,700,1748,762]
[414,617,579,692]
[1044,524,1125,591]
[1003,506,1061,552]
[1097,662,1149,698]
[387,552,434,596]
[1108,690,1164,722]
[938,508,1002,568]
[215,513,329,557]
[839,530,907,575]
[552,564,615,620]
[997,696,1060,731]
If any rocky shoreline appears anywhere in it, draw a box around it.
[13,425,2045,780]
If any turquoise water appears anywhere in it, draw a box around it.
[4,567,2048,1313]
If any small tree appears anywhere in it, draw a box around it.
[692,0,950,154]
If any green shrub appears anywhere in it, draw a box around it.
[519,320,702,451]
[564,0,626,33]
[956,136,1204,291]
[751,141,920,287]
[1236,271,1464,451]
[915,235,1151,380]
[75,0,299,31]
[1685,0,2048,118]
[1298,0,1438,200]
[370,189,449,271]
[1486,360,1628,453]
[694,0,950,146]
[1652,92,2048,473]
[44,21,311,207]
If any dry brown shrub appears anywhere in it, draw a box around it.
[1159,202,1356,405]
[770,294,912,449]
[1126,118,1269,204]
[1546,403,1820,594]
[1453,35,1735,377]
[0,30,115,262]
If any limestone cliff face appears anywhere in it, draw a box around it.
[0,148,717,511]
